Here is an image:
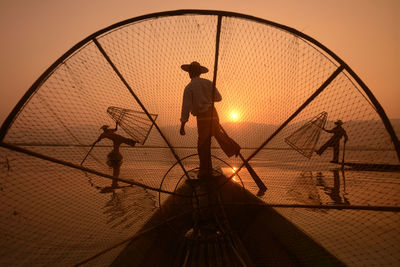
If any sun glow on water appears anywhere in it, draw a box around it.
[232,167,239,183]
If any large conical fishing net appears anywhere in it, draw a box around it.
[0,10,399,266]
[285,111,327,158]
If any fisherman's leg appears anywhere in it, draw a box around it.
[111,177,118,188]
[198,136,212,176]
[332,143,339,162]
[197,114,212,177]
[210,109,240,157]
[317,142,329,155]
[113,164,121,178]
[121,137,137,147]
[214,126,240,157]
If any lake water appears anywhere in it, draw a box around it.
[0,146,399,266]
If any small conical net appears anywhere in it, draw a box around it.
[285,111,327,158]
[107,106,157,145]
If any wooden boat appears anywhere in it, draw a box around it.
[110,171,344,266]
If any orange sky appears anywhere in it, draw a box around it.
[0,0,399,125]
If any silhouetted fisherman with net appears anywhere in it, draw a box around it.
[92,123,137,177]
[180,61,241,178]
[316,120,348,163]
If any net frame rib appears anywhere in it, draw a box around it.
[210,15,222,121]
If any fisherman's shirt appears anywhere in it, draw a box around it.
[180,77,222,123]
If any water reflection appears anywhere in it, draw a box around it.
[316,169,350,205]
[287,171,323,206]
[102,181,131,228]
[87,175,158,229]
[289,169,351,206]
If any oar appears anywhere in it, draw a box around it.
[80,141,98,165]
[340,167,350,204]
[219,126,267,196]
[238,153,267,196]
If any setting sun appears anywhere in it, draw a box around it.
[230,111,239,122]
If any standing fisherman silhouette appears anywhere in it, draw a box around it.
[316,120,348,163]
[83,122,137,179]
[179,61,241,178]
[81,123,137,195]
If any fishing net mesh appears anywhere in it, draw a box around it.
[0,13,399,266]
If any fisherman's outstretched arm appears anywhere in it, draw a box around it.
[95,132,107,143]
